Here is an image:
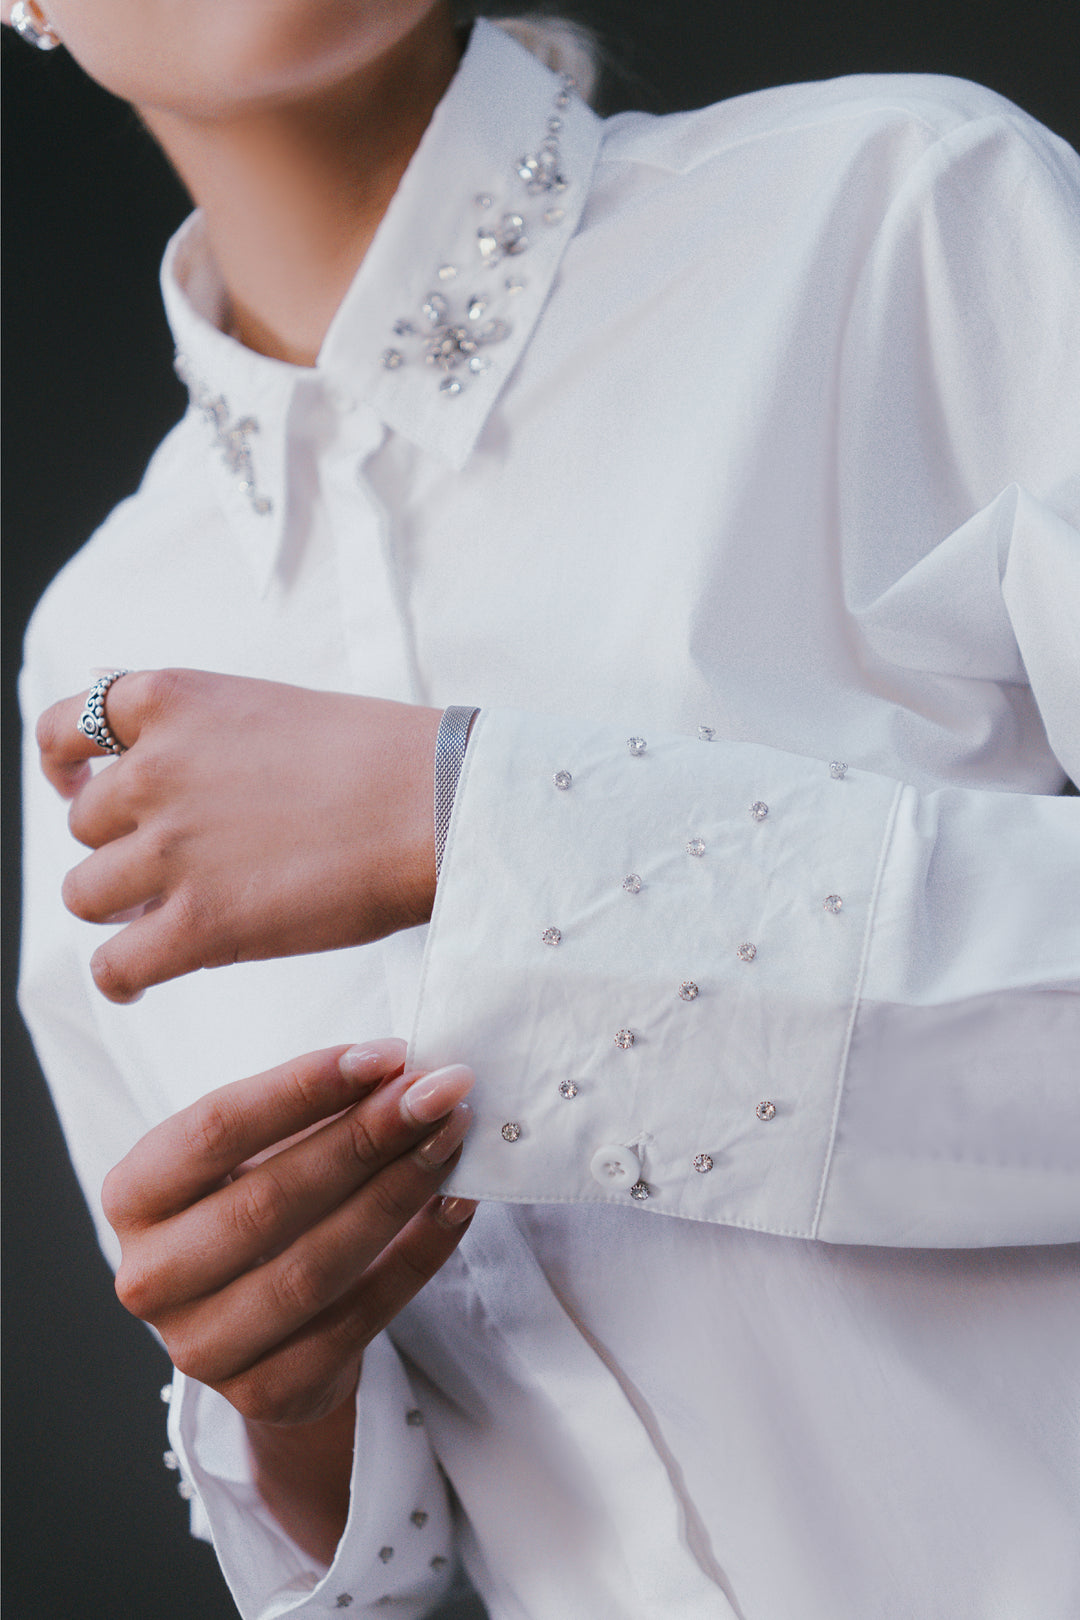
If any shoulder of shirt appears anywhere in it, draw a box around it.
[596,71,1063,175]
[22,411,215,673]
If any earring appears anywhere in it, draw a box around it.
[11,1,62,50]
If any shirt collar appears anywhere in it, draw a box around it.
[162,19,602,592]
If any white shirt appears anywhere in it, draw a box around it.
[19,20,1080,1620]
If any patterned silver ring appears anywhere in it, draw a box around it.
[77,670,130,755]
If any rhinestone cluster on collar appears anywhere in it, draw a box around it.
[173,353,273,517]
[380,72,577,396]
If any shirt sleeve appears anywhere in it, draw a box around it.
[18,656,457,1620]
[166,1339,456,1620]
[410,110,1080,1251]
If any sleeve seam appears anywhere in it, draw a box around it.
[811,778,903,1237]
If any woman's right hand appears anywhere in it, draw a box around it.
[103,1038,477,1428]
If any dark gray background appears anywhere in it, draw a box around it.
[3,5,1077,1616]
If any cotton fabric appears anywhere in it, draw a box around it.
[19,21,1080,1620]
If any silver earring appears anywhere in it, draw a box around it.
[11,1,62,50]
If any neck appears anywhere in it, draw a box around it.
[141,7,462,367]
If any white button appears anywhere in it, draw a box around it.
[590,1144,641,1189]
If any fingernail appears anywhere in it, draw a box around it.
[339,1041,406,1083]
[415,1103,472,1167]
[402,1064,475,1126]
[437,1196,478,1228]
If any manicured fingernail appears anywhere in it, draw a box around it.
[402,1064,475,1126]
[437,1196,478,1228]
[415,1103,472,1167]
[339,1041,406,1083]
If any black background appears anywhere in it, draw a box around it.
[3,5,1077,1617]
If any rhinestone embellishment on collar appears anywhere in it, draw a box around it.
[174,353,273,517]
[380,72,578,396]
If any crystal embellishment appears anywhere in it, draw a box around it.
[622,874,642,894]
[829,761,848,780]
[750,801,769,821]
[437,263,458,280]
[627,736,647,756]
[501,1121,522,1142]
[737,942,757,962]
[756,1100,777,1121]
[679,981,700,1001]
[687,838,706,857]
[517,141,568,194]
[379,1547,394,1564]
[693,1153,714,1173]
[698,725,716,741]
[554,769,573,790]
[335,1599,354,1610]
[381,348,404,370]
[614,1029,635,1050]
[174,354,273,517]
[559,1079,579,1099]
[629,1180,650,1201]
[160,1385,173,1404]
[178,1480,195,1500]
[411,1511,429,1528]
[478,211,529,264]
[163,1451,179,1472]
[824,894,843,913]
[541,926,562,945]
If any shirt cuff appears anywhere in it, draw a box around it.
[409,707,898,1238]
[167,1334,455,1620]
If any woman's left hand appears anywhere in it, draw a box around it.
[36,668,443,1003]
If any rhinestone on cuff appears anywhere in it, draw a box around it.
[737,942,757,962]
[756,1100,777,1120]
[501,1121,522,1142]
[162,1451,179,1471]
[160,1384,173,1404]
[379,1547,394,1564]
[750,801,769,821]
[177,1480,195,1501]
[829,761,848,780]
[411,1510,429,1528]
[541,926,562,945]
[687,838,706,857]
[614,1029,635,1049]
[553,769,573,790]
[406,1408,424,1427]
[692,1153,714,1173]
[698,724,716,741]
[678,981,700,1001]
[381,348,405,370]
[824,894,843,913]
[559,1079,579,1099]
[627,736,647,756]
[622,873,642,894]
[629,1180,650,1201]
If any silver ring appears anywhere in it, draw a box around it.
[77,670,130,755]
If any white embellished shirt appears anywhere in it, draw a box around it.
[19,20,1080,1620]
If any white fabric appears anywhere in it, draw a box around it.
[19,20,1080,1620]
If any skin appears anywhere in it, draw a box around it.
[12,0,479,1564]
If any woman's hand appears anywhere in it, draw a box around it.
[104,1039,477,1560]
[36,669,443,1002]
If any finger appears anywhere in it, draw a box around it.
[217,1194,478,1426]
[67,760,140,849]
[173,1120,472,1382]
[104,1041,408,1229]
[88,889,218,1002]
[126,1064,476,1302]
[61,835,163,926]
